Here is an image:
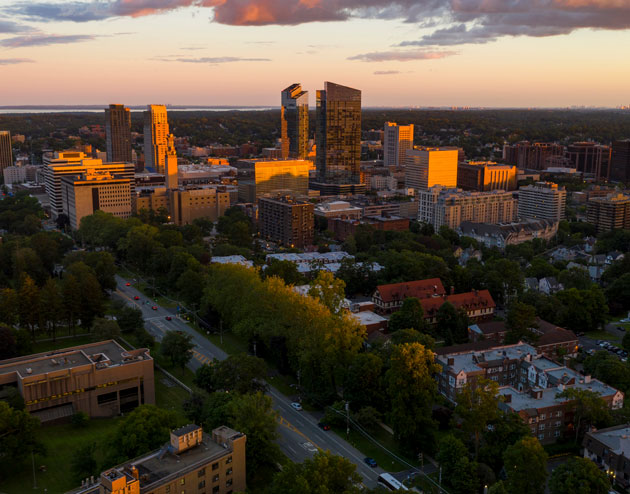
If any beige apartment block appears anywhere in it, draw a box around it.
[383,122,414,168]
[144,105,170,174]
[405,146,459,191]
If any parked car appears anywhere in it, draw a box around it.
[165,316,172,321]
[618,326,626,332]
[318,422,331,431]
[151,306,158,310]
[290,402,303,412]
[364,457,377,468]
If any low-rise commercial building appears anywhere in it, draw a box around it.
[0,340,154,422]
[328,214,409,241]
[457,161,517,191]
[69,425,246,494]
[405,146,459,191]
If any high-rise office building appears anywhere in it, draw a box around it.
[457,161,517,191]
[517,182,566,222]
[258,195,314,248]
[237,159,310,202]
[405,147,459,191]
[0,131,13,172]
[281,84,309,160]
[165,134,178,189]
[104,104,132,163]
[383,122,414,167]
[315,82,362,186]
[565,142,611,180]
[502,142,565,170]
[610,139,630,184]
[587,193,630,234]
[43,151,135,217]
[143,104,169,174]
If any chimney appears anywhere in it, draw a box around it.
[448,358,455,366]
[130,465,139,480]
[585,375,591,384]
[504,393,512,403]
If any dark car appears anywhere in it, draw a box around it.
[165,316,172,321]
[364,457,377,468]
[318,422,331,431]
[152,306,158,310]
[618,326,626,332]
[134,296,140,300]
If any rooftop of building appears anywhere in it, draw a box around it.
[374,278,446,303]
[468,321,508,336]
[436,342,538,375]
[211,255,254,268]
[585,425,630,457]
[419,289,496,316]
[459,218,558,237]
[351,310,387,326]
[0,340,151,379]
[315,200,362,212]
[266,251,353,263]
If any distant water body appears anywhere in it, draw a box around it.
[0,106,277,114]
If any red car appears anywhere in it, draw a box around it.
[151,306,158,310]
[125,282,131,286]
[165,316,172,321]
[134,296,140,300]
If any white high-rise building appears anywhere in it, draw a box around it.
[518,182,566,222]
[383,122,413,167]
[143,105,170,174]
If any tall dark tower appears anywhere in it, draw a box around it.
[315,82,361,188]
[105,104,132,163]
[281,84,309,160]
[610,139,630,184]
[0,131,12,172]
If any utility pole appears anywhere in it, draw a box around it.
[220,319,223,345]
[345,401,350,438]
[31,451,37,489]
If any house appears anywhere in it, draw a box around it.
[607,251,625,265]
[590,254,607,266]
[372,278,446,314]
[419,290,496,324]
[584,236,597,253]
[458,246,482,266]
[583,425,630,489]
[539,277,563,295]
[468,321,509,344]
[524,277,539,291]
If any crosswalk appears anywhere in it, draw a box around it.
[192,349,213,366]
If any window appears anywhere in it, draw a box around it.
[555,421,561,428]
[538,434,545,441]
[226,468,233,476]
[539,424,545,431]
[226,456,233,464]
[213,475,219,483]
[226,479,233,487]
[212,487,219,494]
[554,430,561,437]
[166,487,171,494]
[198,468,205,477]
[540,414,546,420]
[180,478,185,485]
[97,391,117,405]
[212,462,219,471]
[556,411,562,417]
[198,480,206,489]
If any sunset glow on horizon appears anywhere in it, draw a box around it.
[1,0,629,107]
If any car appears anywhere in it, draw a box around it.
[290,402,303,411]
[364,457,377,468]
[125,282,131,286]
[151,306,158,310]
[318,422,331,431]
[618,326,626,332]
[134,296,140,300]
[165,316,172,321]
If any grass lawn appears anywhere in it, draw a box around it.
[587,330,620,342]
[0,417,122,494]
[154,368,192,423]
[206,331,248,355]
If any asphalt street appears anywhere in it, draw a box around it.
[113,275,385,487]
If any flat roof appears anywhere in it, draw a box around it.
[587,425,630,456]
[437,343,537,375]
[0,340,151,379]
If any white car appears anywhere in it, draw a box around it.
[290,402,303,411]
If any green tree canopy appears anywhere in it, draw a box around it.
[160,330,194,370]
[503,437,548,494]
[549,457,610,494]
[388,297,426,333]
[456,378,501,458]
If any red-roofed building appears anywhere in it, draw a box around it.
[372,278,446,314]
[420,290,496,324]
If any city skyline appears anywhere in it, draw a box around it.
[0,1,629,107]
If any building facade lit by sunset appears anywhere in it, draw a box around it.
[315,82,362,187]
[457,161,517,192]
[281,83,309,160]
[104,104,132,163]
[405,146,459,191]
[0,131,13,172]
[237,159,309,202]
[143,104,170,174]
[383,122,414,167]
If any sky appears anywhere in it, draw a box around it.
[0,0,629,108]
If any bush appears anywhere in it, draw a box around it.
[71,411,89,428]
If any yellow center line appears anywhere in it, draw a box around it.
[277,416,322,451]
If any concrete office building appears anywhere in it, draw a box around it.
[587,193,630,234]
[69,425,246,494]
[610,139,630,184]
[418,186,517,230]
[105,104,132,163]
[61,170,132,229]
[457,161,517,191]
[518,182,566,222]
[258,195,314,248]
[566,142,611,180]
[43,151,135,218]
[281,83,309,159]
[144,104,170,173]
[405,147,458,191]
[503,142,565,170]
[314,82,362,190]
[237,159,310,202]
[0,340,154,422]
[3,165,39,185]
[383,122,414,167]
[0,130,12,172]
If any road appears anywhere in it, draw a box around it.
[113,275,385,487]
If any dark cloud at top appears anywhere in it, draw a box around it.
[0,33,98,48]
[0,18,30,33]
[4,0,630,47]
[0,57,35,64]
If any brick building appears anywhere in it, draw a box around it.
[419,290,496,325]
[258,195,314,248]
[372,278,446,314]
[583,425,630,488]
[328,214,409,241]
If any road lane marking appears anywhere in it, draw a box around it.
[278,416,322,451]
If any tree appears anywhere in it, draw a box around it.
[437,434,469,482]
[387,343,440,451]
[390,328,435,348]
[0,324,17,359]
[549,457,610,494]
[71,442,98,483]
[0,288,18,326]
[194,354,268,394]
[623,332,630,353]
[228,392,281,477]
[488,481,509,494]
[353,406,382,430]
[18,275,40,337]
[478,412,531,474]
[505,301,538,344]
[605,272,630,314]
[388,297,426,333]
[176,269,206,308]
[451,456,480,494]
[456,378,500,458]
[435,301,469,345]
[269,450,363,494]
[308,270,347,316]
[107,405,177,464]
[263,259,305,286]
[343,353,384,411]
[0,401,44,465]
[91,317,121,342]
[555,287,608,333]
[160,330,194,370]
[557,387,612,443]
[558,268,592,291]
[114,305,144,333]
[39,278,63,341]
[61,273,82,333]
[503,437,548,494]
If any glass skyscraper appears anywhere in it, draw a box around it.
[315,82,361,185]
[105,104,132,163]
[281,84,309,160]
